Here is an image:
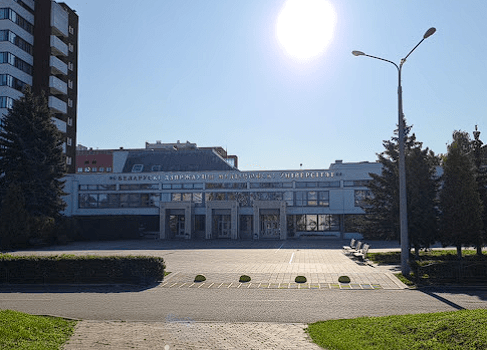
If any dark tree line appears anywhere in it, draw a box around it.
[0,87,66,249]
[362,120,486,259]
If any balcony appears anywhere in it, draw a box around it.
[52,116,67,133]
[50,36,68,57]
[50,2,69,37]
[48,95,67,114]
[49,75,67,95]
[50,56,68,76]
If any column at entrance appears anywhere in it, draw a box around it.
[205,201,238,239]
[159,202,193,239]
[252,201,287,240]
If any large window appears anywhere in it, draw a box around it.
[0,52,33,74]
[0,96,14,109]
[354,190,372,207]
[294,191,329,207]
[0,30,33,54]
[0,74,28,91]
[289,214,340,232]
[0,8,34,34]
[79,193,159,208]
[344,180,370,187]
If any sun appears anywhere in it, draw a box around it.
[276,0,337,60]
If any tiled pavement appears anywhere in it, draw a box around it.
[16,239,408,349]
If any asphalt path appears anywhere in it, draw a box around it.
[1,285,486,323]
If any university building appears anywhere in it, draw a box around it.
[65,141,380,240]
[0,0,78,172]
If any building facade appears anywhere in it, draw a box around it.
[65,143,380,240]
[0,0,78,172]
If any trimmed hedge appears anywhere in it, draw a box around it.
[0,254,165,285]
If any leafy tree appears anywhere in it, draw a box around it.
[439,131,483,259]
[0,87,66,246]
[363,121,439,257]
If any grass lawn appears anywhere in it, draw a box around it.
[307,309,487,350]
[0,309,77,350]
[368,249,486,265]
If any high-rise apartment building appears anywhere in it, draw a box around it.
[0,0,78,173]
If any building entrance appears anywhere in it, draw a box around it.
[213,214,231,238]
[260,213,280,238]
[169,214,185,238]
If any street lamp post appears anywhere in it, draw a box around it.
[352,27,436,276]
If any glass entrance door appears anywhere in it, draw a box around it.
[169,214,185,238]
[260,214,280,238]
[214,215,231,238]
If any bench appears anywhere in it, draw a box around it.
[342,238,356,251]
[344,241,362,255]
[353,243,370,261]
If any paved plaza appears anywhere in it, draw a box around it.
[13,238,408,290]
[6,239,437,349]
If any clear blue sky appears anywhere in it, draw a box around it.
[70,0,487,171]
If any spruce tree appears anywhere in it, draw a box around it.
[0,87,66,245]
[363,121,439,256]
[439,131,483,259]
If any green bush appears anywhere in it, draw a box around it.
[338,276,351,283]
[295,276,307,283]
[239,275,251,283]
[0,255,165,285]
[194,274,206,282]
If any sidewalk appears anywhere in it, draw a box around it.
[64,321,323,350]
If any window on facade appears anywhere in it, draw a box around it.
[68,99,73,107]
[318,181,340,188]
[69,26,74,35]
[66,156,72,165]
[344,180,370,187]
[288,214,340,232]
[0,30,33,54]
[77,167,83,172]
[68,43,74,52]
[68,80,73,89]
[67,137,72,146]
[0,74,27,92]
[131,164,143,173]
[307,191,317,206]
[0,96,14,109]
[354,190,372,207]
[294,191,329,207]
[0,8,33,34]
[283,192,293,206]
[0,52,33,74]
[318,191,329,206]
[193,192,203,204]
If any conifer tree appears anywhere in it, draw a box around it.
[0,87,66,245]
[363,121,439,256]
[439,131,483,259]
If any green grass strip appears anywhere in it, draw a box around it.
[307,309,487,350]
[0,310,77,350]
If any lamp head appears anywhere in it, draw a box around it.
[423,27,436,39]
[352,50,365,56]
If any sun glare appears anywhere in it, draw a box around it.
[276,0,337,60]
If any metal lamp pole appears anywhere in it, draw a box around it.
[352,27,436,275]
